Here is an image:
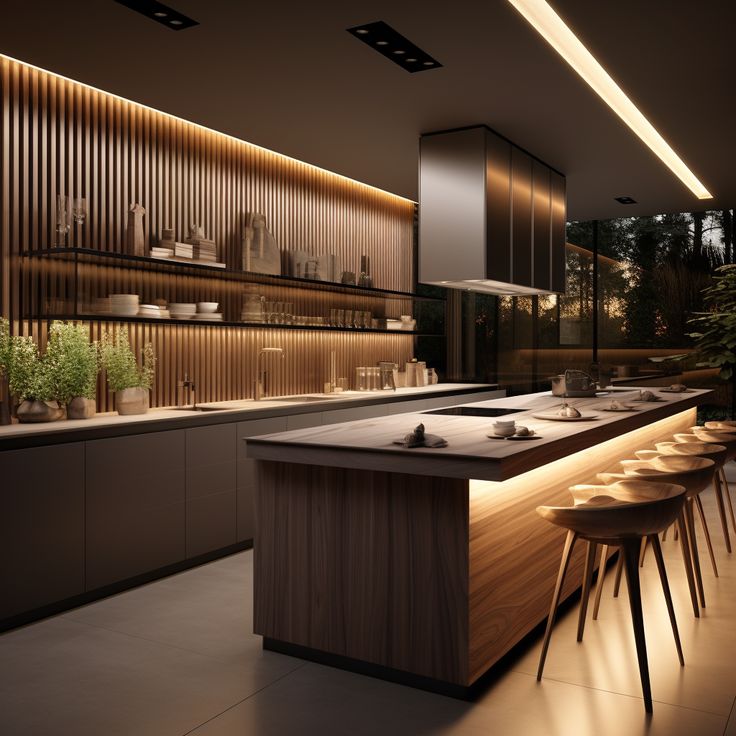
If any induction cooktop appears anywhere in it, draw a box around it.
[422,406,524,417]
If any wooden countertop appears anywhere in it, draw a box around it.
[246,388,712,482]
[0,383,497,451]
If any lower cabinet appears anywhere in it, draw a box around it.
[85,430,186,589]
[185,424,237,558]
[0,443,85,620]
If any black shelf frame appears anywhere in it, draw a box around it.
[23,248,444,302]
[31,314,443,337]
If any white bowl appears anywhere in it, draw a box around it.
[197,302,219,313]
[169,303,197,312]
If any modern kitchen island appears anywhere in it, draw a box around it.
[246,388,713,697]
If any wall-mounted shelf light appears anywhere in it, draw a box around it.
[507,0,712,200]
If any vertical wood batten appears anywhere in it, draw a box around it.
[0,56,418,411]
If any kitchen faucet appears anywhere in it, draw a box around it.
[179,372,196,409]
[254,347,285,400]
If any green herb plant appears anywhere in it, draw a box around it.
[688,264,736,381]
[99,327,156,393]
[44,321,99,404]
[5,334,56,402]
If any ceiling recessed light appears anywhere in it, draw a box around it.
[614,196,637,205]
[347,21,442,73]
[114,1,199,31]
[507,0,712,199]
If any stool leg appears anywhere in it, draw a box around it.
[622,538,653,713]
[695,494,718,577]
[649,534,684,666]
[713,471,732,553]
[592,544,609,620]
[720,467,736,535]
[577,541,597,642]
[662,525,669,542]
[613,551,624,597]
[538,530,578,681]
[639,536,648,567]
[684,497,706,609]
[677,511,700,618]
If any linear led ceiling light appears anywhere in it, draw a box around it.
[507,0,713,199]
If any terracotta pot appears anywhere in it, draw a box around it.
[115,387,149,415]
[16,399,65,423]
[67,397,96,420]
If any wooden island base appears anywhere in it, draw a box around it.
[253,406,697,694]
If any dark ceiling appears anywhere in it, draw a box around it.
[1,0,734,220]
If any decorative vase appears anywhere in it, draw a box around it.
[16,399,65,423]
[67,397,96,420]
[115,387,149,415]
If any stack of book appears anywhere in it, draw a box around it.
[150,245,174,259]
[192,239,217,263]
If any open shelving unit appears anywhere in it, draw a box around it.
[21,247,446,337]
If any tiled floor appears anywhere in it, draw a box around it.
[2,480,736,735]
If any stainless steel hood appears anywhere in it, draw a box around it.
[418,125,567,295]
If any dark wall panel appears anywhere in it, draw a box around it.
[510,149,533,288]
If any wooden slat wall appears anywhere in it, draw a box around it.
[0,56,417,410]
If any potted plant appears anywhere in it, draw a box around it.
[688,264,736,418]
[6,334,65,423]
[45,321,99,419]
[99,327,156,415]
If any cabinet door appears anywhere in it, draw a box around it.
[85,430,186,589]
[185,424,237,558]
[321,404,389,425]
[236,417,288,542]
[0,443,85,620]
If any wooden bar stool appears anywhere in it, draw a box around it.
[537,480,686,713]
[675,429,736,544]
[656,441,729,547]
[598,455,716,616]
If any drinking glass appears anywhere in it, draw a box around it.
[344,309,353,328]
[335,309,345,327]
[72,197,87,225]
[54,194,71,246]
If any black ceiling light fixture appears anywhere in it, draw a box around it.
[114,0,199,31]
[347,21,442,73]
[614,196,638,205]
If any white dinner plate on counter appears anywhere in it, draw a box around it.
[532,413,599,422]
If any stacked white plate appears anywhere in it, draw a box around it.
[169,303,197,319]
[138,304,170,319]
[110,294,140,316]
[196,312,223,321]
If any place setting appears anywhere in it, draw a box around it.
[532,402,599,422]
[487,418,542,440]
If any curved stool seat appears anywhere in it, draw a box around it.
[598,456,716,615]
[674,431,736,542]
[537,481,686,713]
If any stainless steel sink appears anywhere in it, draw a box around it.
[170,405,231,412]
[268,396,333,403]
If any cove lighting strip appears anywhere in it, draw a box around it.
[507,0,712,199]
[0,52,414,204]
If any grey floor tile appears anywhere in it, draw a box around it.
[62,551,256,664]
[0,616,302,736]
[187,662,727,736]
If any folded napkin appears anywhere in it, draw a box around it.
[393,422,448,448]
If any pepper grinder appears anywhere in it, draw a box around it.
[358,254,372,288]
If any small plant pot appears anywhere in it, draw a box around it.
[67,397,96,420]
[115,387,149,415]
[16,399,65,423]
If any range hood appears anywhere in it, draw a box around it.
[418,125,567,295]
